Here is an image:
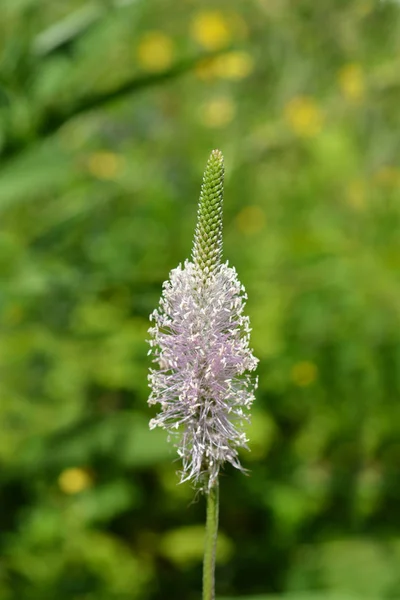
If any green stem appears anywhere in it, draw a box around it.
[203,482,219,600]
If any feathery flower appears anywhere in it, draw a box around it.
[148,150,258,491]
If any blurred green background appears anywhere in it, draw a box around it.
[1,1,400,599]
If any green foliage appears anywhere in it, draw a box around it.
[1,0,400,598]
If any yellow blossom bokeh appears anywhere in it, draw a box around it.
[87,152,124,180]
[58,468,92,494]
[355,0,374,18]
[137,31,174,72]
[346,178,367,211]
[291,361,318,387]
[338,63,365,103]
[190,11,232,50]
[374,166,400,188]
[195,51,254,81]
[284,96,324,138]
[199,96,236,128]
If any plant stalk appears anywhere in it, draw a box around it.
[203,482,219,600]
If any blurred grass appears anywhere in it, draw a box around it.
[219,596,382,600]
[1,0,400,599]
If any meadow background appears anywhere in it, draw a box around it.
[1,1,400,599]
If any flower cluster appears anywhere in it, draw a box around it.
[148,150,258,491]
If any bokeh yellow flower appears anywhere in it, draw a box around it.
[199,96,236,128]
[137,31,174,72]
[236,205,266,235]
[58,468,92,494]
[284,96,323,138]
[196,51,254,81]
[338,63,365,103]
[191,11,232,50]
[346,179,367,211]
[355,0,374,17]
[291,361,318,387]
[87,152,124,180]
[374,166,400,188]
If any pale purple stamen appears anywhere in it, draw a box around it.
[148,260,258,491]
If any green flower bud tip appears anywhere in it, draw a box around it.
[192,149,225,275]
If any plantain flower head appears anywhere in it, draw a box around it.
[147,150,258,492]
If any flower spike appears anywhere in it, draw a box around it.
[148,150,258,492]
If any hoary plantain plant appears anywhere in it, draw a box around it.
[148,150,258,599]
